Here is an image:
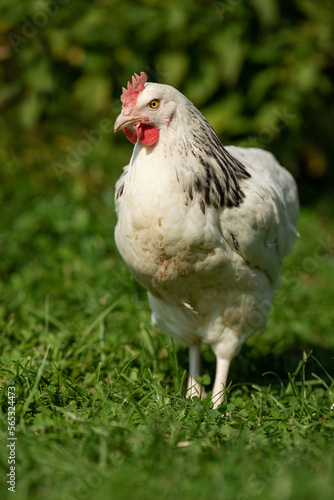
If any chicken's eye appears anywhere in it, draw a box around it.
[149,99,160,109]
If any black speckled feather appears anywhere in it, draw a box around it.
[184,101,251,212]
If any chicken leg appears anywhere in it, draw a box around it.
[211,357,230,409]
[186,342,201,398]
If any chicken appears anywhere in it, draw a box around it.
[113,72,299,408]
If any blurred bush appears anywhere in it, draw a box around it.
[0,0,333,206]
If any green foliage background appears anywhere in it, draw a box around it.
[1,0,334,205]
[0,1,334,500]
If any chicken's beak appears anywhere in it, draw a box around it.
[114,110,143,133]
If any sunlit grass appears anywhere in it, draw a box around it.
[1,201,334,500]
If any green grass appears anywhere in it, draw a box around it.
[1,165,334,500]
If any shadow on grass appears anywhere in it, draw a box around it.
[176,340,334,394]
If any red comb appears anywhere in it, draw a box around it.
[121,72,147,108]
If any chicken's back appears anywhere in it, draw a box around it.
[221,146,299,285]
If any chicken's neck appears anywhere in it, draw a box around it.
[129,103,252,216]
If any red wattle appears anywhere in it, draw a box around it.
[136,123,159,146]
[123,127,137,144]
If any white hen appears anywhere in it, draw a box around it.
[114,72,299,408]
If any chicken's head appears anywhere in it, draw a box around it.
[114,72,177,146]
